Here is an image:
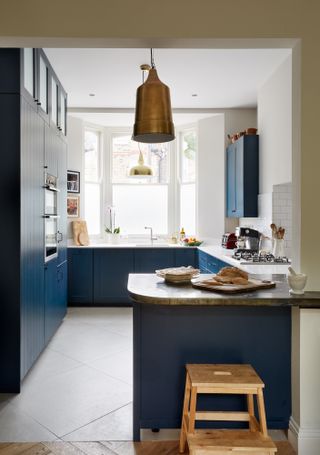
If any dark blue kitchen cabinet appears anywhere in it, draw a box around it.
[0,48,68,392]
[175,248,197,268]
[20,96,45,380]
[45,259,67,344]
[134,248,176,273]
[94,249,135,305]
[68,249,93,304]
[198,250,228,274]
[226,135,259,218]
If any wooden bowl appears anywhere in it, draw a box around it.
[245,128,258,135]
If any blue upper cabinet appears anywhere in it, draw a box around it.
[226,135,259,218]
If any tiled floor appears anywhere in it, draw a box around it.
[0,307,294,450]
[0,308,133,442]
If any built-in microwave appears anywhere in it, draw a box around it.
[43,172,60,262]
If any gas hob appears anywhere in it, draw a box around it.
[232,251,291,265]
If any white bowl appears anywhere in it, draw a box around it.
[287,274,307,295]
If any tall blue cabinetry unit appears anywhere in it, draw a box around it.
[0,49,68,393]
[226,135,259,218]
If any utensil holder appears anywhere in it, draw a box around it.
[273,238,285,258]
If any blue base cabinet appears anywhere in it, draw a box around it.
[198,250,229,274]
[45,259,67,344]
[68,249,93,304]
[94,249,135,305]
[68,247,198,307]
[134,248,176,273]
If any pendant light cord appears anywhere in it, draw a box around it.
[150,48,155,68]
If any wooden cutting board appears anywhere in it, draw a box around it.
[72,220,89,246]
[192,277,276,294]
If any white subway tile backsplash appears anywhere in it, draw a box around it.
[272,182,292,258]
[239,184,292,257]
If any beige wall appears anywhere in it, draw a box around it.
[0,0,317,288]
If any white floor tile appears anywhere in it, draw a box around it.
[0,402,58,442]
[22,348,83,386]
[11,364,132,437]
[3,308,134,442]
[62,403,132,441]
[87,349,133,385]
[48,323,131,364]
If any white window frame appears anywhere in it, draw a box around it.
[176,124,198,236]
[83,124,198,239]
[107,128,174,239]
[83,124,104,238]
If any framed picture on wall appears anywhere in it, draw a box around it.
[67,196,80,218]
[67,170,80,193]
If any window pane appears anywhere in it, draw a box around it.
[23,48,34,96]
[85,183,101,235]
[180,183,196,236]
[39,56,47,113]
[51,79,58,125]
[180,130,196,183]
[112,135,169,184]
[113,185,168,234]
[85,130,99,182]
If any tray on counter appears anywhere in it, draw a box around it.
[192,277,276,294]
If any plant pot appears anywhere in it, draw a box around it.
[105,233,120,244]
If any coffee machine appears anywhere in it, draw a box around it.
[235,227,261,253]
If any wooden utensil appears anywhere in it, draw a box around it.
[72,220,89,246]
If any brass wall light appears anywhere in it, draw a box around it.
[132,49,175,144]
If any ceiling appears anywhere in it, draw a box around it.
[45,48,292,111]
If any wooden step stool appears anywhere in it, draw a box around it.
[179,364,277,454]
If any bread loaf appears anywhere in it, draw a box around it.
[217,266,249,281]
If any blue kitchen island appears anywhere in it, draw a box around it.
[128,273,320,441]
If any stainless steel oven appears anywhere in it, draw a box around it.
[43,172,60,262]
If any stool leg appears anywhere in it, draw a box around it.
[188,386,198,433]
[257,388,268,437]
[179,374,191,453]
[247,394,255,432]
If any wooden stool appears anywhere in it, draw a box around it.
[179,364,277,454]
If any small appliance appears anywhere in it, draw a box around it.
[235,227,261,253]
[221,232,237,249]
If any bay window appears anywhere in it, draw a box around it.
[179,129,197,235]
[84,128,102,236]
[83,126,197,238]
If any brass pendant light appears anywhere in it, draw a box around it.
[132,49,175,144]
[129,146,153,177]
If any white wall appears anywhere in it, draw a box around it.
[67,115,84,237]
[197,115,225,241]
[258,55,292,194]
[67,110,257,241]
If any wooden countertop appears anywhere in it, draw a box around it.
[127,273,320,308]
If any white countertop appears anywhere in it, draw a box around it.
[67,241,196,249]
[67,241,289,274]
[198,245,290,275]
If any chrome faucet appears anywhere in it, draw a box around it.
[145,226,157,244]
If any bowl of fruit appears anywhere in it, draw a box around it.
[183,237,203,247]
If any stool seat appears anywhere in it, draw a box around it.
[186,364,265,389]
[188,429,277,454]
